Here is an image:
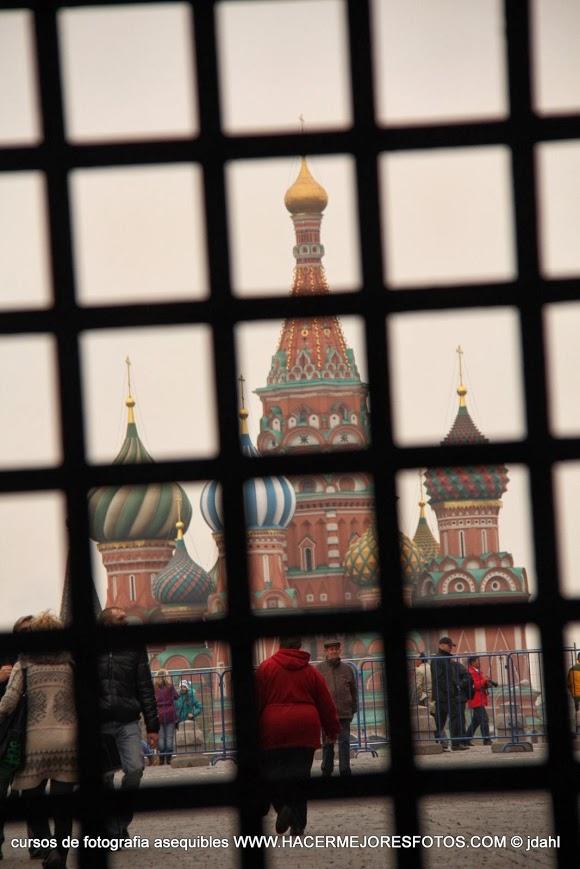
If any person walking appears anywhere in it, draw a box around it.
[0,612,77,869]
[154,670,178,764]
[316,639,357,776]
[97,607,159,839]
[567,652,580,734]
[465,656,496,745]
[430,636,467,751]
[256,637,339,836]
[413,653,432,707]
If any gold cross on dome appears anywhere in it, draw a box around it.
[125,356,132,395]
[456,345,464,384]
[238,373,246,408]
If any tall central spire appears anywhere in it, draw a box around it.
[272,157,353,377]
[284,156,328,288]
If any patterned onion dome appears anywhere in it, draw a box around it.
[88,397,192,542]
[284,157,328,214]
[400,531,423,581]
[424,400,509,504]
[153,532,214,605]
[413,501,440,565]
[344,526,423,587]
[344,526,378,587]
[200,408,296,532]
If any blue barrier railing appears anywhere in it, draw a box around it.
[152,648,578,762]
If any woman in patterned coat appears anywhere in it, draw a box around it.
[0,611,77,869]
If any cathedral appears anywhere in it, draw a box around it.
[85,157,530,668]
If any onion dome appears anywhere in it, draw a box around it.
[399,532,423,581]
[413,475,440,565]
[200,402,296,532]
[284,157,328,214]
[153,520,214,605]
[88,367,192,542]
[344,526,422,587]
[413,502,440,564]
[424,353,509,504]
[344,526,378,587]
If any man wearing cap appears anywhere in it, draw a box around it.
[430,636,468,751]
[317,639,358,776]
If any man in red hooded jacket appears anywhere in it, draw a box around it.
[255,637,340,836]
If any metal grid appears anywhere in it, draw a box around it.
[0,1,579,867]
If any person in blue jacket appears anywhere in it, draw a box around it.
[175,681,202,724]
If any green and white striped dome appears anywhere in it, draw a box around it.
[88,397,192,543]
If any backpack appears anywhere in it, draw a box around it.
[460,668,475,701]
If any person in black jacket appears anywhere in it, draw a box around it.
[98,608,159,839]
[430,636,469,752]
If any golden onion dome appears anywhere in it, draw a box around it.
[344,526,379,588]
[344,526,423,588]
[284,157,328,214]
[400,531,423,582]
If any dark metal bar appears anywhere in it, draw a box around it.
[504,2,579,864]
[190,3,267,866]
[32,7,108,868]
[0,0,578,862]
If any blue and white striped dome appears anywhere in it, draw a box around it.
[200,417,296,532]
[200,480,223,532]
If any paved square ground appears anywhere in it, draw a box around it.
[2,747,560,868]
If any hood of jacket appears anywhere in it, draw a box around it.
[272,648,311,670]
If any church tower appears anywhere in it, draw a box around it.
[415,348,530,655]
[201,396,297,664]
[88,361,193,620]
[255,158,374,614]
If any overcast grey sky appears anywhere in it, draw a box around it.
[1,2,580,644]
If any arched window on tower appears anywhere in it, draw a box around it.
[459,531,466,558]
[299,537,316,571]
[129,575,136,601]
[112,576,117,600]
[481,529,488,552]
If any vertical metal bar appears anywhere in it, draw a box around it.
[346,1,422,864]
[503,2,578,859]
[32,9,106,867]
[190,5,264,860]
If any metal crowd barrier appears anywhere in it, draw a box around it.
[152,648,579,762]
[151,668,234,764]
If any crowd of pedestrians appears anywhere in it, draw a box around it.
[411,635,498,751]
[0,606,202,867]
[3,609,579,861]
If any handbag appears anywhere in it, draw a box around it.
[0,667,27,774]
